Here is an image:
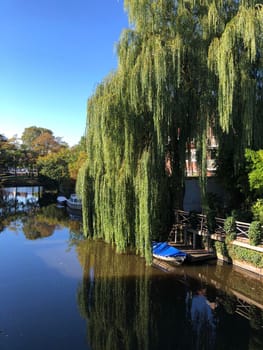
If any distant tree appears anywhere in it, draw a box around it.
[69,150,87,180]
[0,135,22,174]
[37,150,69,189]
[54,136,68,149]
[0,134,7,142]
[0,135,38,176]
[19,145,38,176]
[0,134,9,172]
[68,136,87,180]
[22,126,68,154]
[22,126,52,150]
[32,131,63,155]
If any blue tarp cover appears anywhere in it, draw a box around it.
[152,242,187,258]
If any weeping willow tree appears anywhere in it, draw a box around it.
[77,1,263,264]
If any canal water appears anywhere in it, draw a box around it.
[0,192,263,349]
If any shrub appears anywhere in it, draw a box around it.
[224,216,236,240]
[231,245,263,267]
[252,199,263,224]
[248,221,262,246]
[206,209,216,234]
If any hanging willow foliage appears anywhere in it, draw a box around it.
[77,0,263,264]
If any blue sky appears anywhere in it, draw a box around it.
[0,0,128,146]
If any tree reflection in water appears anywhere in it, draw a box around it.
[76,240,157,350]
[75,238,263,350]
[1,200,262,349]
[76,240,220,349]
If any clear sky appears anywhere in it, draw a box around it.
[0,0,129,146]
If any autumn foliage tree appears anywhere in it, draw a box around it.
[32,131,62,155]
[22,126,68,155]
[68,136,87,180]
[1,127,85,193]
[37,137,87,193]
[37,149,71,191]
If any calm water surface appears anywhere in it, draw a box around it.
[0,204,263,350]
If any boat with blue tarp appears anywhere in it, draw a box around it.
[152,242,188,265]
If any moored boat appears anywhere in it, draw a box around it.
[152,242,187,265]
[57,195,67,206]
[66,194,82,211]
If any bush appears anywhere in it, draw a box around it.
[224,216,236,240]
[206,209,216,234]
[248,221,262,246]
[231,245,263,267]
[252,199,263,224]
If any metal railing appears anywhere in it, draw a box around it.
[235,221,250,240]
[174,210,263,242]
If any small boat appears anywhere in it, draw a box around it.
[57,195,67,206]
[66,194,82,211]
[152,242,187,265]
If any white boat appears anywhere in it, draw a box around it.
[57,195,67,205]
[66,194,82,211]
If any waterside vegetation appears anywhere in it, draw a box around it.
[0,129,86,195]
[77,1,263,264]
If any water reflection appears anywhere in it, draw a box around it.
[0,204,263,349]
[75,240,263,350]
[0,186,42,216]
[75,240,160,349]
[0,185,83,238]
[1,185,42,203]
[188,287,216,349]
[21,205,82,240]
